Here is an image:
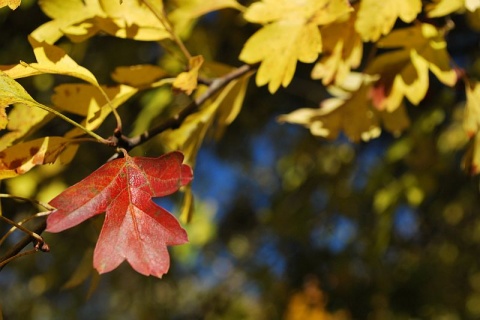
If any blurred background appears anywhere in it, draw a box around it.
[2,1,480,319]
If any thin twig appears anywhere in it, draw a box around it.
[0,248,39,269]
[0,219,47,271]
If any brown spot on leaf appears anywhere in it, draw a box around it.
[9,158,25,169]
[30,147,40,156]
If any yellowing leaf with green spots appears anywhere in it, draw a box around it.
[278,73,410,142]
[239,0,352,93]
[0,0,20,10]
[355,0,421,42]
[366,23,457,112]
[173,56,204,95]
[311,9,362,85]
[0,70,41,130]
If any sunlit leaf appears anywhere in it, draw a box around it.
[355,0,421,42]
[239,0,351,93]
[169,0,244,36]
[367,23,457,112]
[311,8,362,85]
[98,0,170,40]
[278,73,410,142]
[33,0,170,44]
[173,55,204,95]
[427,0,480,17]
[0,0,20,10]
[26,36,99,86]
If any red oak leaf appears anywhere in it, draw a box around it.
[46,150,193,278]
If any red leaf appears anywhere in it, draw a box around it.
[46,151,193,278]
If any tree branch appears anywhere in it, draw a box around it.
[119,64,256,150]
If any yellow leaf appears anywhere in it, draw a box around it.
[312,9,362,85]
[111,65,168,87]
[0,104,50,150]
[355,0,421,42]
[0,63,42,79]
[173,55,204,95]
[367,24,457,112]
[278,73,409,142]
[0,0,20,10]
[169,0,245,37]
[427,0,479,17]
[26,36,99,86]
[239,0,351,93]
[32,0,170,44]
[0,137,75,179]
[51,84,137,138]
[466,0,480,11]
[0,71,40,129]
[33,0,104,43]
[464,81,480,138]
[98,0,170,40]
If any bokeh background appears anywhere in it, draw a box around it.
[2,1,480,319]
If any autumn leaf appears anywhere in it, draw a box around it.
[366,23,457,112]
[26,36,99,85]
[51,83,138,138]
[46,151,193,278]
[0,104,50,150]
[111,65,168,87]
[169,0,245,36]
[0,0,20,10]
[278,73,410,142]
[0,136,74,179]
[427,0,480,17]
[32,0,170,44]
[311,8,362,85]
[355,0,421,42]
[239,0,351,93]
[173,56,204,95]
[0,70,40,129]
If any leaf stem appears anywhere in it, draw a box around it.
[32,101,110,144]
[97,86,123,134]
